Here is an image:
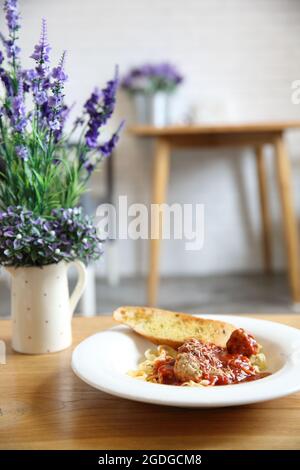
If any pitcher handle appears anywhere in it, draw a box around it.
[69,260,87,316]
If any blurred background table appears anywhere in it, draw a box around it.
[0,314,299,450]
[130,122,300,306]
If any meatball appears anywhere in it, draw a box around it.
[174,351,203,383]
[226,328,259,357]
[174,338,223,383]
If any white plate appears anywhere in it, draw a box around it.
[71,315,300,408]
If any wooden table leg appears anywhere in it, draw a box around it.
[147,138,171,306]
[274,133,300,303]
[255,145,273,273]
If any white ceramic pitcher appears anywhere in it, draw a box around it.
[6,260,87,354]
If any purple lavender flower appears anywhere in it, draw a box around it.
[52,103,70,142]
[84,67,119,149]
[29,28,69,141]
[81,121,124,177]
[0,33,21,62]
[1,1,21,65]
[30,19,51,110]
[5,38,20,60]
[0,67,14,96]
[4,0,20,33]
[52,57,68,82]
[40,51,68,140]
[20,68,37,93]
[10,78,27,133]
[84,87,101,147]
[15,145,29,161]
[83,161,95,175]
[30,19,51,73]
[98,120,124,158]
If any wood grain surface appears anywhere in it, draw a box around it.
[129,121,300,137]
[0,314,300,450]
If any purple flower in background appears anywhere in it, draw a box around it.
[153,63,183,85]
[121,62,183,94]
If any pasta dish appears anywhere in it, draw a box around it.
[129,328,269,386]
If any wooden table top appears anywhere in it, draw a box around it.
[0,314,300,450]
[129,121,300,137]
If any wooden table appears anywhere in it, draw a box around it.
[0,314,300,450]
[129,122,300,306]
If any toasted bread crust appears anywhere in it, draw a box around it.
[113,306,236,348]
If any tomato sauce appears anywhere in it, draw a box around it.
[155,358,178,385]
[152,329,269,386]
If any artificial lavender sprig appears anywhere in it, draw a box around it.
[4,0,20,33]
[0,64,14,96]
[82,121,124,176]
[2,0,21,67]
[10,76,27,133]
[30,18,51,108]
[37,51,68,144]
[47,51,68,139]
[30,18,51,75]
[15,145,28,161]
[84,67,118,149]
[98,120,124,158]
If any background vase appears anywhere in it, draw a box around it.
[149,92,170,127]
[133,93,150,125]
[6,260,87,354]
[133,92,171,126]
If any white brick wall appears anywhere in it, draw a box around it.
[3,0,300,276]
